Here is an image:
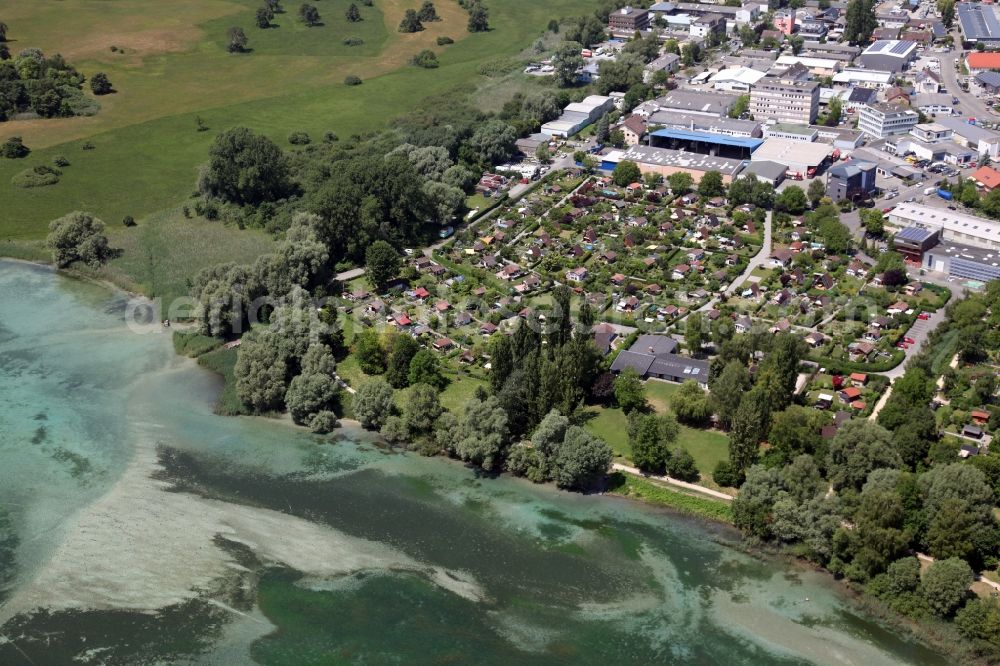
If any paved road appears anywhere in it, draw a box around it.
[611,463,734,501]
[694,210,772,315]
[938,39,994,123]
[335,267,366,283]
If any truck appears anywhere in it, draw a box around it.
[923,186,937,195]
[937,189,953,200]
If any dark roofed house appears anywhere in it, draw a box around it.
[609,334,709,385]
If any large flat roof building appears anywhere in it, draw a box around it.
[619,144,747,182]
[959,3,1000,48]
[886,203,1000,251]
[751,137,831,174]
[832,68,894,89]
[936,117,1000,158]
[750,77,820,125]
[635,89,739,118]
[646,111,763,137]
[923,241,1000,283]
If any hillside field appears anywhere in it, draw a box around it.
[0,0,589,297]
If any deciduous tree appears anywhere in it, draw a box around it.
[353,378,395,430]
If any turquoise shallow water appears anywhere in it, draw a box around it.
[0,260,947,665]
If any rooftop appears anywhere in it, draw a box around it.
[975,71,1000,87]
[708,67,768,86]
[971,165,1000,189]
[621,145,747,175]
[766,123,817,136]
[959,3,1000,42]
[646,111,761,135]
[894,226,938,244]
[861,40,917,57]
[966,52,1000,70]
[650,127,764,150]
[929,239,1000,267]
[743,160,787,180]
[888,203,1000,245]
[832,68,894,83]
[751,138,832,166]
[653,89,739,115]
[936,117,1000,144]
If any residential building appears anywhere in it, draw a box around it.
[858,102,918,139]
[644,53,680,82]
[774,10,795,35]
[608,6,650,32]
[609,334,710,385]
[826,160,877,201]
[750,77,820,124]
[690,14,726,40]
[858,40,917,72]
[914,68,942,94]
[970,165,1000,191]
[620,115,647,146]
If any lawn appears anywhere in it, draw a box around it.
[583,380,730,484]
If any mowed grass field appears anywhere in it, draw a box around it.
[0,0,592,273]
[584,379,730,487]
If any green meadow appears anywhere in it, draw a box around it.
[0,0,591,295]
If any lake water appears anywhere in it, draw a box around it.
[0,260,947,665]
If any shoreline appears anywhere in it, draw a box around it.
[0,258,965,663]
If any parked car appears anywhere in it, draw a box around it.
[918,312,930,320]
[904,336,916,345]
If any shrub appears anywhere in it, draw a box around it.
[309,410,339,434]
[82,141,96,151]
[436,36,454,45]
[344,75,362,85]
[322,131,339,143]
[2,136,30,159]
[53,155,70,167]
[122,215,136,227]
[712,460,741,487]
[11,165,60,188]
[411,49,439,68]
[343,37,365,46]
[287,131,311,145]
[90,72,113,95]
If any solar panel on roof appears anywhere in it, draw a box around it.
[890,41,912,55]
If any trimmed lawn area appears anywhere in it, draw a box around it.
[645,380,679,413]
[583,403,729,483]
